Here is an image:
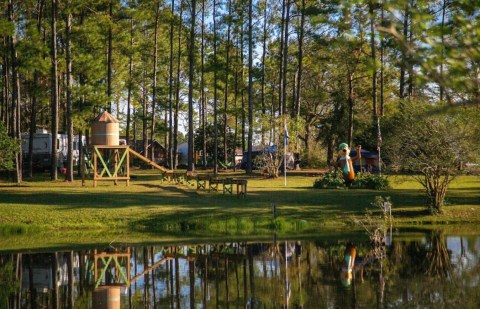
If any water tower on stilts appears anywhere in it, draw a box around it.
[82,111,168,187]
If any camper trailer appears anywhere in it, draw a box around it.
[21,129,85,171]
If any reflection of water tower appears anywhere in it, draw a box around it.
[92,248,131,309]
[82,111,130,187]
[93,286,121,309]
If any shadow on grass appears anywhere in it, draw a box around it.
[0,184,475,211]
[1,180,479,235]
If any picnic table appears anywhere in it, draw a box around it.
[161,171,195,185]
[209,176,223,192]
[223,178,248,197]
[196,174,210,190]
[162,172,248,197]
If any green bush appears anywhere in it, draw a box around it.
[352,173,390,190]
[313,171,389,190]
[0,123,20,171]
[313,171,345,189]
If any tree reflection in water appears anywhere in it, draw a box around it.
[0,232,479,308]
[425,230,453,277]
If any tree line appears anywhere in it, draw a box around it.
[1,0,479,184]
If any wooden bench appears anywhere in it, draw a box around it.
[161,171,188,184]
[161,171,197,186]
[223,178,234,194]
[209,177,223,192]
[234,179,248,197]
[222,178,247,197]
[161,171,175,183]
[196,174,210,190]
[184,172,197,186]
[172,172,186,184]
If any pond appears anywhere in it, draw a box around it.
[1,230,479,308]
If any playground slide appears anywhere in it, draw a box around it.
[128,148,169,172]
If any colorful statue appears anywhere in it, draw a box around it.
[337,143,361,186]
[341,242,357,287]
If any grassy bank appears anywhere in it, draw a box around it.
[1,170,479,248]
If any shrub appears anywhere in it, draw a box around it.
[0,123,20,171]
[313,171,345,189]
[384,102,479,213]
[253,151,283,178]
[314,171,389,190]
[352,173,390,190]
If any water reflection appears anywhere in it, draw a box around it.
[1,231,480,308]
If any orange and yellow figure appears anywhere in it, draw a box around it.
[337,143,361,186]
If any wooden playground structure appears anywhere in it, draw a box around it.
[80,145,248,196]
[82,111,247,196]
[81,145,169,187]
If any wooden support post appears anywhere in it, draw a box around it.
[114,150,118,186]
[93,149,98,187]
[126,149,130,186]
[81,145,86,186]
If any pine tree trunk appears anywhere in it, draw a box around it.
[213,0,218,175]
[233,35,240,172]
[281,0,291,115]
[28,73,37,178]
[150,3,160,161]
[187,0,196,172]
[7,0,22,183]
[278,0,286,114]
[13,62,22,184]
[200,0,207,168]
[370,2,378,124]
[1,36,8,127]
[50,0,59,180]
[247,0,253,174]
[399,3,408,99]
[173,1,183,169]
[380,0,385,116]
[28,4,44,178]
[142,68,148,157]
[295,0,305,119]
[168,0,175,168]
[261,0,267,144]
[370,1,382,174]
[347,72,354,147]
[240,20,245,155]
[77,131,83,177]
[407,2,414,98]
[223,0,233,168]
[65,5,74,181]
[439,0,446,101]
[107,1,113,113]
[126,18,134,146]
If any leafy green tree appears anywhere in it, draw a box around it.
[385,103,479,214]
[0,122,19,171]
[0,261,19,307]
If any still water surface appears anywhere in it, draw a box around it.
[1,231,480,308]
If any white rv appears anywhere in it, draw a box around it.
[21,129,85,171]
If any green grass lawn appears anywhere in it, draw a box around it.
[1,170,479,249]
